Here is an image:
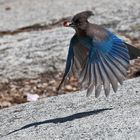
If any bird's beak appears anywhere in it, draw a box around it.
[69,22,75,27]
[63,21,75,27]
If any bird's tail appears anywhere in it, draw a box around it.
[125,43,140,60]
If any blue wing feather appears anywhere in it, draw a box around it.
[78,31,130,96]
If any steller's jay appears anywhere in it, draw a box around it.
[57,11,140,97]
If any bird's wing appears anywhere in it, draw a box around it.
[57,35,89,91]
[78,32,130,97]
[57,36,75,91]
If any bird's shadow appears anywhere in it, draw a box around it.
[6,107,112,136]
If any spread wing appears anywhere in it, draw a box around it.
[57,35,88,91]
[78,31,130,97]
[58,31,130,98]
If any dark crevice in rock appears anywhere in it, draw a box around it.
[133,71,140,77]
[0,17,71,36]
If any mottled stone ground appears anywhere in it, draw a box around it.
[0,77,140,140]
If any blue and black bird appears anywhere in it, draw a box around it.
[57,11,140,97]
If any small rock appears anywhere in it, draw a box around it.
[49,80,56,85]
[65,85,73,91]
[0,101,11,108]
[26,93,39,102]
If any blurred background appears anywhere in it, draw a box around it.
[0,0,140,108]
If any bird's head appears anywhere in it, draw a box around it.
[63,11,94,31]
